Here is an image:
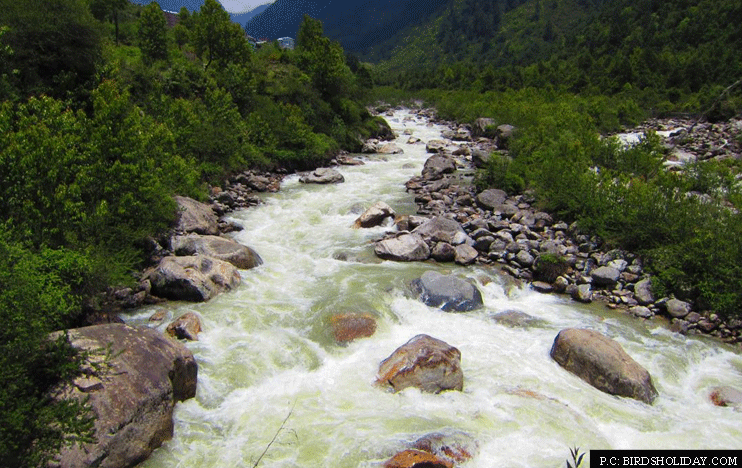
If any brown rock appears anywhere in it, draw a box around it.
[411,432,477,465]
[710,386,742,407]
[384,449,453,468]
[377,334,463,393]
[353,201,396,228]
[330,313,377,343]
[147,255,242,302]
[172,234,263,270]
[51,324,197,468]
[550,328,658,404]
[166,312,202,341]
[175,196,219,235]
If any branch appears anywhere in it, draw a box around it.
[252,400,296,468]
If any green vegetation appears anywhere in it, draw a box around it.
[1,1,382,464]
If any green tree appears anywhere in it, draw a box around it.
[0,0,102,98]
[193,0,250,70]
[296,15,354,100]
[89,0,129,45]
[138,2,168,63]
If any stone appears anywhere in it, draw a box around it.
[383,450,453,468]
[491,310,544,328]
[454,244,478,265]
[411,431,478,465]
[422,154,456,178]
[413,216,466,244]
[471,148,491,168]
[353,201,396,228]
[376,334,463,393]
[410,270,484,312]
[591,266,621,287]
[166,312,202,341]
[51,324,197,468]
[476,189,508,210]
[550,328,658,404]
[147,255,241,302]
[568,283,593,303]
[375,234,431,262]
[634,278,654,305]
[531,281,554,293]
[431,242,456,262]
[515,250,535,267]
[710,386,742,408]
[299,167,345,184]
[172,234,263,270]
[665,298,692,319]
[630,306,653,319]
[495,124,516,148]
[174,196,219,236]
[425,139,447,153]
[330,313,377,343]
[378,142,404,154]
[471,118,497,138]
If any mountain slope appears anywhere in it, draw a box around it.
[129,0,204,12]
[230,3,271,27]
[244,0,448,53]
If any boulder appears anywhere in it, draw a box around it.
[425,139,447,153]
[422,154,456,179]
[454,244,478,265]
[431,242,456,262]
[665,298,692,319]
[329,313,377,343]
[378,143,404,154]
[568,284,593,303]
[413,216,466,244]
[174,196,219,236]
[591,266,621,287]
[634,278,654,305]
[491,310,543,328]
[166,312,202,341]
[172,234,263,270]
[471,148,491,168]
[709,386,742,408]
[299,167,345,184]
[410,270,483,312]
[411,431,478,465]
[148,255,241,302]
[51,324,197,468]
[376,334,463,393]
[361,141,378,153]
[476,189,508,210]
[353,201,396,228]
[384,450,453,468]
[495,124,516,148]
[550,328,658,404]
[375,234,430,262]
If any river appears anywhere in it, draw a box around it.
[126,109,742,467]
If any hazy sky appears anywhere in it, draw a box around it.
[219,0,273,13]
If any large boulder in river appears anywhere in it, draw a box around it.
[550,328,658,404]
[51,323,197,468]
[471,118,497,138]
[411,270,483,312]
[378,142,404,154]
[172,234,263,270]
[166,312,202,341]
[353,201,396,228]
[413,216,467,245]
[175,196,219,235]
[375,233,430,262]
[376,334,463,393]
[299,167,345,184]
[422,154,456,179]
[147,255,241,302]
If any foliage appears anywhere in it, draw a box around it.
[567,446,585,468]
[0,229,94,467]
[192,0,251,70]
[138,2,168,63]
[534,253,570,283]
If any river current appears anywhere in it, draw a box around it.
[127,109,742,467]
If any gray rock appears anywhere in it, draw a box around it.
[634,278,654,305]
[666,299,692,319]
[425,139,447,153]
[51,324,197,468]
[378,142,404,154]
[413,216,466,244]
[353,201,396,228]
[471,118,497,138]
[630,306,653,318]
[299,167,345,184]
[431,242,456,262]
[175,196,219,236]
[422,154,456,178]
[550,328,658,404]
[591,266,621,287]
[569,283,593,303]
[471,149,491,168]
[148,255,241,302]
[495,124,516,148]
[375,234,430,262]
[172,234,263,270]
[376,334,463,393]
[515,250,535,267]
[411,270,484,312]
[476,189,508,210]
[454,244,478,265]
[491,310,544,328]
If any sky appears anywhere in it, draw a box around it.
[219,0,273,13]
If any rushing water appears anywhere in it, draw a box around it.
[127,110,742,468]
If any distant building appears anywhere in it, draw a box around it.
[277,37,295,50]
[246,34,258,49]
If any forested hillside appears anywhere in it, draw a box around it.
[0,1,382,465]
[245,0,448,53]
